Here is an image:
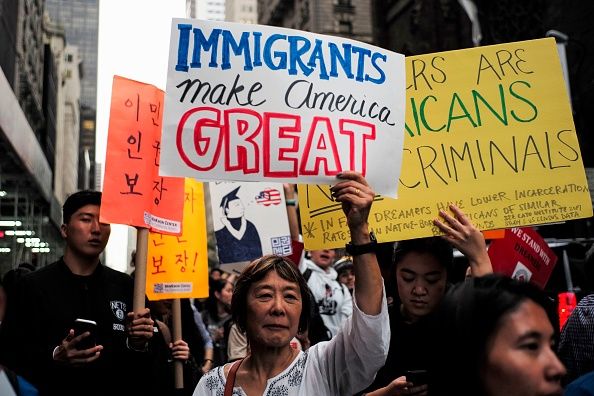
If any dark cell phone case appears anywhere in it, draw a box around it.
[406,369,428,385]
[73,319,97,350]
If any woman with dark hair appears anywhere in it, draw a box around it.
[193,171,389,395]
[429,274,566,396]
[202,278,234,367]
[367,205,492,396]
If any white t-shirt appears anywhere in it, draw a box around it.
[300,258,353,337]
[193,290,389,395]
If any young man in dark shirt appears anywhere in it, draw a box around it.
[0,190,154,396]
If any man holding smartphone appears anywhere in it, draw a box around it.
[0,191,154,395]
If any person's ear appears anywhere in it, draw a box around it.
[60,223,68,239]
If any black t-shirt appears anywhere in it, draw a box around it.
[0,259,150,396]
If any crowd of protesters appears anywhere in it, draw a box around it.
[0,172,592,396]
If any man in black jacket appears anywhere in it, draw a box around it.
[0,190,154,395]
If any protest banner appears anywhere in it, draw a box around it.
[101,75,185,234]
[298,38,593,250]
[160,19,406,197]
[209,181,291,273]
[488,227,558,288]
[146,179,209,300]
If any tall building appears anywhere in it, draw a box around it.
[197,0,226,21]
[372,0,473,55]
[258,0,373,43]
[0,0,65,273]
[226,0,257,24]
[45,0,99,190]
[45,14,82,205]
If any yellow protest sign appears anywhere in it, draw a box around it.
[299,38,592,250]
[146,179,209,300]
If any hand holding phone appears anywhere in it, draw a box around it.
[405,369,428,386]
[73,318,97,350]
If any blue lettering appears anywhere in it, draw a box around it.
[307,39,329,80]
[352,46,372,82]
[253,32,263,66]
[222,30,253,71]
[190,28,221,68]
[288,36,313,76]
[263,34,287,70]
[365,52,386,84]
[175,24,192,72]
[329,43,353,79]
[175,25,388,86]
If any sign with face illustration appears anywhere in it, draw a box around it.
[208,181,292,271]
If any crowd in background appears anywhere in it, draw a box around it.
[0,178,592,396]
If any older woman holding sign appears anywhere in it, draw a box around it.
[193,171,389,395]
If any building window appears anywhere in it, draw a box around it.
[338,20,352,34]
[82,120,95,130]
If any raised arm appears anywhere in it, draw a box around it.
[331,171,382,315]
[284,183,305,269]
[283,183,300,242]
[433,204,493,277]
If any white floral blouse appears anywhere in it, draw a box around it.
[192,290,390,396]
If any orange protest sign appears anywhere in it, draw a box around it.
[146,179,209,300]
[101,75,184,234]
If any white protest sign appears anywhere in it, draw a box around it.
[161,19,406,197]
[209,181,292,268]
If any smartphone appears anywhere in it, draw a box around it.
[405,369,428,386]
[73,318,97,350]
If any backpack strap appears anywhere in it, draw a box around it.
[224,358,244,396]
[303,268,313,282]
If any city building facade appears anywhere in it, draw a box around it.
[187,0,198,18]
[45,0,99,191]
[258,0,373,43]
[197,0,226,21]
[0,0,68,273]
[226,0,257,24]
[45,15,82,205]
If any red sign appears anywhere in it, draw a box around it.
[488,227,558,289]
[558,292,577,330]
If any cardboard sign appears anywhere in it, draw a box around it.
[101,76,184,233]
[298,38,592,250]
[488,227,558,288]
[146,179,209,300]
[160,19,406,197]
[209,181,291,272]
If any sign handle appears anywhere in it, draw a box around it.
[172,298,184,389]
[133,227,148,311]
